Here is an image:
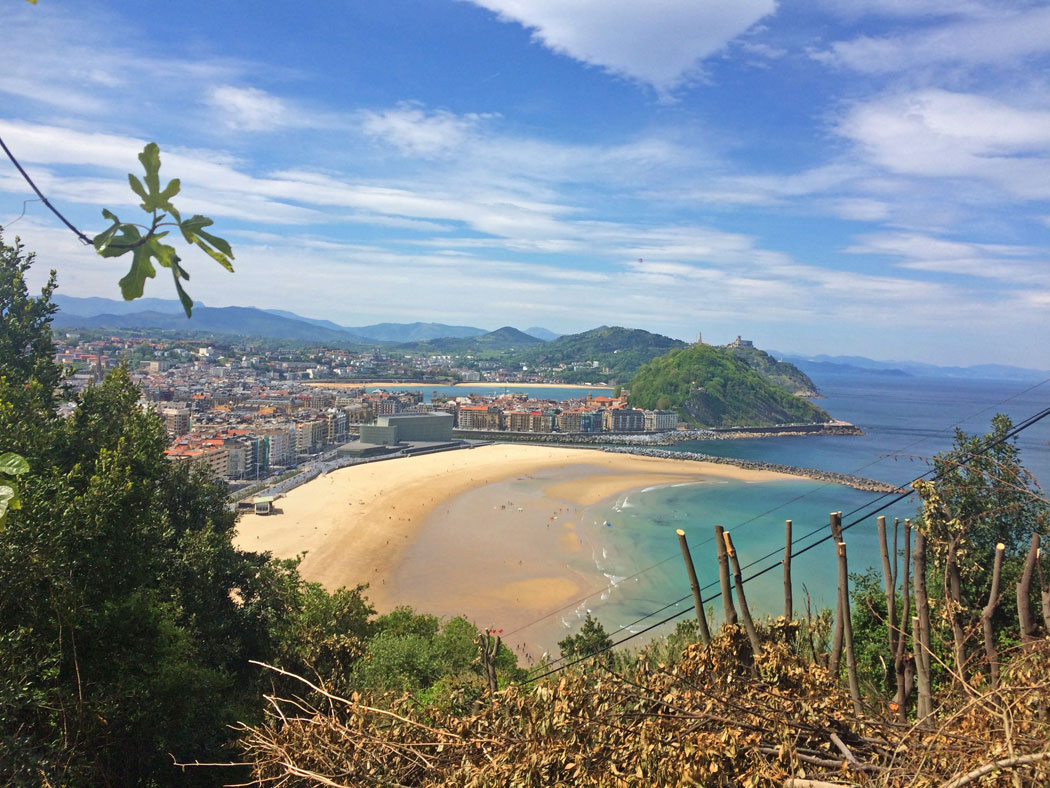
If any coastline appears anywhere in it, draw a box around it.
[233,444,797,652]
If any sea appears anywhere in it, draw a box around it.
[512,373,1050,651]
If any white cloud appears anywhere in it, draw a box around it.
[815,0,993,19]
[845,232,1050,284]
[827,198,891,221]
[463,0,776,90]
[837,89,1050,199]
[817,5,1050,73]
[205,86,291,132]
[361,104,495,157]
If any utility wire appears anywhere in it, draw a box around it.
[509,375,1050,646]
[0,133,93,245]
[523,401,1050,683]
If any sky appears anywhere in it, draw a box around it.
[2,1,1049,367]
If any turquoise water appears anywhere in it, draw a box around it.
[550,478,898,646]
[539,373,1050,648]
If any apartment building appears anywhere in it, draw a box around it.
[160,406,190,437]
[603,408,645,432]
[643,410,679,431]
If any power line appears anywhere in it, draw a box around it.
[523,401,1050,684]
[507,376,1050,645]
[0,133,93,246]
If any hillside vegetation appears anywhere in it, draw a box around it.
[726,344,820,396]
[520,325,687,384]
[629,344,830,427]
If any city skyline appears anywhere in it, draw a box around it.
[3,1,1050,367]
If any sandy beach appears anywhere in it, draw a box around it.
[234,444,795,656]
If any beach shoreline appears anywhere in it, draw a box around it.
[233,444,795,656]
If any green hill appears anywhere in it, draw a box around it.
[404,326,545,353]
[628,344,831,427]
[726,344,820,396]
[521,326,687,384]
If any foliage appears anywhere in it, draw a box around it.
[238,622,1050,787]
[725,343,820,396]
[557,612,613,661]
[629,343,831,427]
[0,236,290,786]
[92,144,233,316]
[0,452,27,525]
[520,325,686,384]
[912,416,1049,667]
[354,608,522,698]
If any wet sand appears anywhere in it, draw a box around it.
[233,444,795,656]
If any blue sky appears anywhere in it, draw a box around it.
[2,1,1049,366]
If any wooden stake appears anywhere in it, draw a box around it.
[724,531,762,659]
[837,540,862,716]
[676,529,711,646]
[714,525,738,626]
[913,529,934,721]
[982,543,1005,690]
[829,512,844,676]
[945,533,969,692]
[1037,548,1050,634]
[784,519,793,621]
[1017,533,1041,645]
[893,519,912,721]
[877,516,898,687]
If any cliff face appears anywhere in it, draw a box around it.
[628,344,831,428]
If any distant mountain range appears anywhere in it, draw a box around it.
[776,353,1048,382]
[51,295,556,346]
[49,296,1046,381]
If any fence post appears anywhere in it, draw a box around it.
[828,512,844,676]
[724,531,762,659]
[676,529,711,646]
[784,519,793,620]
[714,525,738,626]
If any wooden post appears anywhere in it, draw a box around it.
[804,585,820,666]
[714,525,738,626]
[877,516,898,685]
[837,540,862,716]
[945,533,969,692]
[1037,549,1050,634]
[913,529,934,721]
[784,519,793,621]
[828,512,844,676]
[891,518,899,589]
[1018,533,1041,645]
[724,531,762,659]
[676,529,711,646]
[982,543,1006,690]
[893,519,912,721]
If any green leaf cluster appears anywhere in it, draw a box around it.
[92,143,233,317]
[0,451,27,525]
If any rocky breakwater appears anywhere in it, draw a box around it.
[453,421,863,447]
[602,446,905,494]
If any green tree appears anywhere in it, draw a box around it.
[0,234,285,786]
[558,612,613,661]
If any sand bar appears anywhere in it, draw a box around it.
[234,444,795,653]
